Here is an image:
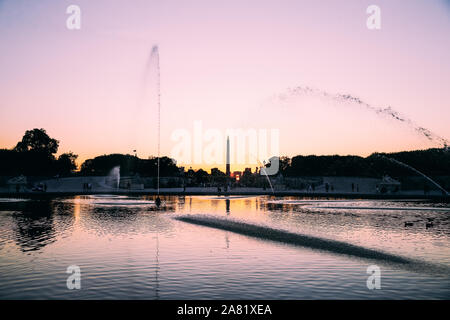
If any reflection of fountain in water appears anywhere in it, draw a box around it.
[108,166,120,190]
[380,156,448,195]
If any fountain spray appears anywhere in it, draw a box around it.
[379,155,449,196]
[272,86,449,148]
[151,45,162,207]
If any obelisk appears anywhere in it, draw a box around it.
[226,136,230,177]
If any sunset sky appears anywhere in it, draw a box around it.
[0,0,449,171]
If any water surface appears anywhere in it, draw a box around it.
[0,195,449,299]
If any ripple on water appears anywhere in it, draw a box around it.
[0,195,449,299]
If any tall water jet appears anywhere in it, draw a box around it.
[150,45,161,205]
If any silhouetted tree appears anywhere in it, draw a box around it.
[0,129,59,176]
[56,152,78,176]
[80,154,137,176]
[240,167,255,186]
[210,168,226,184]
[279,156,291,175]
[194,169,209,184]
[14,128,59,156]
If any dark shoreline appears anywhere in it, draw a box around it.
[1,191,449,201]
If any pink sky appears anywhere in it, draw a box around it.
[0,0,449,171]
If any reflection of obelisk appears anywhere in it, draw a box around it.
[226,136,230,177]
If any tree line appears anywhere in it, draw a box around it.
[1,129,449,180]
[278,149,450,178]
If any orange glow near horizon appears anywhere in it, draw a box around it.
[1,0,449,170]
